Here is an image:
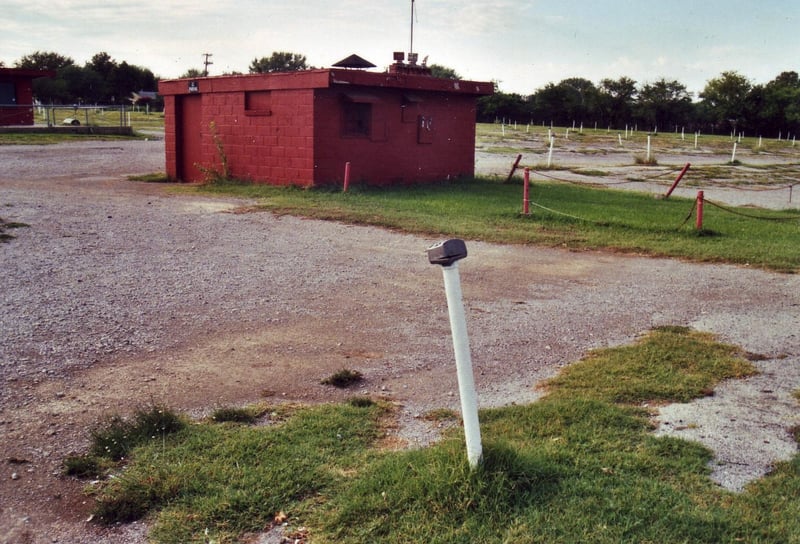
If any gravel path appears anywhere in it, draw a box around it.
[0,139,798,543]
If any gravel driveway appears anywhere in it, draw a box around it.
[0,139,798,543]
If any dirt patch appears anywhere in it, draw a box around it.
[0,139,798,543]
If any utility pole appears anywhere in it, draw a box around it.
[202,53,213,76]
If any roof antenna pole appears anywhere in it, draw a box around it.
[409,0,415,56]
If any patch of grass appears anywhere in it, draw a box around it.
[0,110,161,145]
[81,328,800,543]
[64,406,185,487]
[193,176,800,272]
[570,168,610,177]
[348,396,376,408]
[542,326,757,404]
[0,219,28,229]
[0,132,145,145]
[128,172,170,183]
[89,405,184,461]
[315,328,783,544]
[634,154,659,166]
[484,146,531,154]
[63,455,106,479]
[528,163,569,171]
[210,405,263,424]
[320,401,734,544]
[92,402,385,538]
[321,369,364,388]
[422,408,460,422]
[0,216,29,242]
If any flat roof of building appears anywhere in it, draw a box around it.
[158,68,493,96]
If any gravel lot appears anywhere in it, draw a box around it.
[0,139,798,543]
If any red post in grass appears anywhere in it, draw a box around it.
[523,167,530,215]
[343,161,351,192]
[665,162,691,198]
[696,190,704,230]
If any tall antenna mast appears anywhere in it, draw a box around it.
[409,0,415,56]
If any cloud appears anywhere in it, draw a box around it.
[2,0,797,92]
[424,0,528,35]
[9,0,224,20]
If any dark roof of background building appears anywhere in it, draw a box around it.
[0,68,56,79]
[331,54,376,69]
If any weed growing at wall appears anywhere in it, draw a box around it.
[195,121,230,183]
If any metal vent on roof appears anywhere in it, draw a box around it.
[332,54,377,69]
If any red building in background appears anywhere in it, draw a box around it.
[0,68,54,126]
[158,58,493,186]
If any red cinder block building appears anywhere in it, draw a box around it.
[0,68,55,126]
[158,57,493,185]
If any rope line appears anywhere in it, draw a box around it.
[704,199,800,222]
[519,164,800,227]
[526,166,798,201]
[708,181,799,193]
[676,201,697,229]
[634,167,682,181]
[532,170,591,185]
[530,168,678,187]
[528,201,591,222]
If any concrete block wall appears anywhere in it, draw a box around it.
[159,69,491,186]
[192,88,316,185]
[163,96,177,179]
[313,89,478,185]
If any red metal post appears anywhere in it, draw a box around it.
[343,161,351,192]
[523,167,530,215]
[665,162,691,198]
[506,154,523,183]
[696,190,704,230]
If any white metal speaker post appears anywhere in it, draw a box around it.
[427,239,483,468]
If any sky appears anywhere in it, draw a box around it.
[2,0,798,97]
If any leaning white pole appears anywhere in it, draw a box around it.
[441,263,482,468]
[428,239,483,469]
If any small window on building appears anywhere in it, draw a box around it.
[401,93,423,123]
[0,83,16,105]
[245,90,271,115]
[342,102,372,137]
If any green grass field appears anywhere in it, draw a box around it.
[173,122,800,273]
[39,107,164,130]
[197,177,800,273]
[0,109,162,144]
[71,327,799,543]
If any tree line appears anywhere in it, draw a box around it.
[10,51,157,107]
[477,71,800,139]
[8,50,798,138]
[9,50,314,106]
